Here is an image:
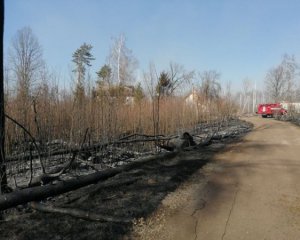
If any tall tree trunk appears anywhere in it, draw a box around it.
[0,0,7,193]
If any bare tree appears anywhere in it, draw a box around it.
[107,34,138,85]
[168,62,194,95]
[10,27,44,96]
[241,79,252,114]
[144,63,160,137]
[9,27,44,129]
[144,62,194,136]
[199,70,221,100]
[154,62,194,97]
[265,65,285,102]
[265,54,298,102]
[144,62,158,99]
[282,54,298,101]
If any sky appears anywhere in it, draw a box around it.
[4,0,300,91]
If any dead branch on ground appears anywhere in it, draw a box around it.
[30,202,131,223]
[26,128,89,187]
[6,135,176,163]
[5,114,45,173]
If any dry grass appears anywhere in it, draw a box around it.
[6,90,235,148]
[4,82,237,186]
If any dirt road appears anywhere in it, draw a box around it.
[130,117,300,240]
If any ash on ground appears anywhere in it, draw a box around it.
[0,118,252,240]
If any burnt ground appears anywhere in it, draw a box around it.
[131,116,300,240]
[277,112,300,126]
[0,119,252,240]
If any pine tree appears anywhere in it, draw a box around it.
[156,71,172,97]
[96,64,112,86]
[72,43,95,102]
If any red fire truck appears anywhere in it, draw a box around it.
[256,103,287,118]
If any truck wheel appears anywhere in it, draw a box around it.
[262,115,267,118]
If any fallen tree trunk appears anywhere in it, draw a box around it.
[0,152,177,211]
[30,202,131,223]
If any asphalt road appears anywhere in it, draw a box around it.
[131,117,300,240]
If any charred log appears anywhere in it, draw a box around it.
[158,132,196,151]
[0,151,176,210]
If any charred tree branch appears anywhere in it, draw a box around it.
[30,202,131,223]
[6,135,176,162]
[5,114,45,173]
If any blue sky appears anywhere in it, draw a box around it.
[4,0,300,91]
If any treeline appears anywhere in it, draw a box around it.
[4,27,236,155]
[237,54,300,114]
